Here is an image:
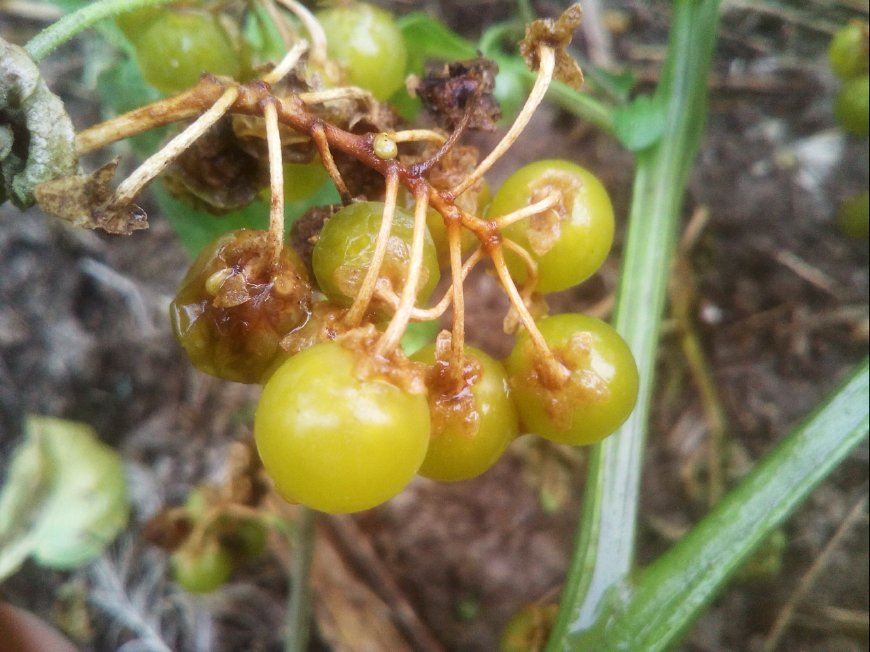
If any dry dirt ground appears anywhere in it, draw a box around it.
[1,1,868,651]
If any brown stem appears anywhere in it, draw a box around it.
[75,80,227,155]
[111,87,239,207]
[310,122,351,202]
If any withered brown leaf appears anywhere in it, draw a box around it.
[34,160,148,235]
[520,4,585,90]
[413,58,501,131]
[1,37,78,208]
[163,116,267,214]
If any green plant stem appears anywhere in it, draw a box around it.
[571,359,869,651]
[546,0,721,648]
[24,0,177,61]
[286,506,315,652]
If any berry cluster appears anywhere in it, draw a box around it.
[829,21,869,138]
[56,1,640,514]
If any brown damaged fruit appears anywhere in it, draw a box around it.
[170,229,312,383]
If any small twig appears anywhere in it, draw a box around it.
[761,491,869,652]
[75,83,224,155]
[452,45,556,197]
[389,129,447,145]
[377,190,430,355]
[264,100,286,267]
[309,123,351,202]
[262,39,309,86]
[490,245,568,386]
[345,170,400,326]
[492,192,561,229]
[501,238,539,297]
[374,247,485,322]
[673,207,727,505]
[274,0,328,66]
[258,0,294,50]
[447,218,466,369]
[299,87,375,105]
[111,87,239,206]
[322,515,446,652]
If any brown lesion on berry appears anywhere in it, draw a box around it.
[424,332,483,440]
[171,229,313,383]
[515,332,609,432]
[525,173,582,257]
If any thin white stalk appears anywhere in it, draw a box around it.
[447,220,466,365]
[275,0,327,66]
[374,247,485,321]
[262,40,309,86]
[112,87,239,206]
[377,191,430,355]
[345,171,400,325]
[299,87,374,104]
[492,191,561,229]
[452,46,556,197]
[264,101,285,266]
[389,129,447,145]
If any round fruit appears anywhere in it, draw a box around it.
[828,22,869,81]
[254,341,430,513]
[488,160,615,293]
[135,10,242,94]
[170,229,312,384]
[836,190,869,239]
[115,6,161,42]
[412,344,519,481]
[835,74,869,137]
[316,2,408,100]
[171,539,233,593]
[505,313,638,446]
[312,201,440,311]
[281,160,329,203]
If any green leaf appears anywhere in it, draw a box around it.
[613,94,666,152]
[400,320,440,356]
[566,359,869,651]
[95,52,162,157]
[397,13,478,74]
[0,417,130,578]
[0,37,78,208]
[156,179,340,258]
[392,12,479,122]
[244,4,291,66]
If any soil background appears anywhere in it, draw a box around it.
[1,1,868,651]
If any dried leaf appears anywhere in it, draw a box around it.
[34,160,148,235]
[414,58,501,131]
[520,4,585,90]
[0,37,78,208]
[163,117,267,213]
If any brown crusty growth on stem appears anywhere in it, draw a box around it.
[520,4,585,90]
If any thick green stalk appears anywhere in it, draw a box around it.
[546,0,722,647]
[25,0,177,61]
[569,359,869,650]
[286,507,315,652]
